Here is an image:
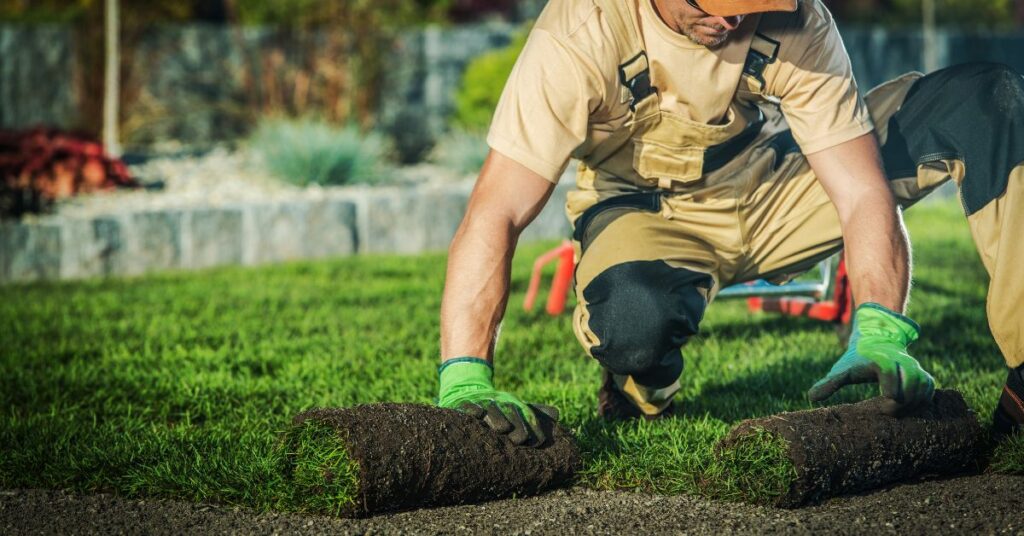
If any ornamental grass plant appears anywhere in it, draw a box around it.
[430,128,490,176]
[249,118,389,187]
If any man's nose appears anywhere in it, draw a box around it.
[712,15,743,30]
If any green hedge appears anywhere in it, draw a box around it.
[453,29,529,131]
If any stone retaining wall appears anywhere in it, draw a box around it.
[0,24,77,130]
[0,180,573,284]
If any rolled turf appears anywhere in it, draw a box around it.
[715,389,989,508]
[283,403,580,517]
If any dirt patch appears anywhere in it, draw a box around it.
[290,403,579,517]
[3,473,1022,535]
[719,390,988,507]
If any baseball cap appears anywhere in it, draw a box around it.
[696,0,798,17]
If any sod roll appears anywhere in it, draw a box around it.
[716,389,988,508]
[286,403,580,517]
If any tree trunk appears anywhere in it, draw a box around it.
[103,0,120,156]
[922,0,939,74]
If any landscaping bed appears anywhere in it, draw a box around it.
[0,147,571,283]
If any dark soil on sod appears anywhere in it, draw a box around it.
[718,389,989,507]
[3,473,1022,535]
[289,403,579,516]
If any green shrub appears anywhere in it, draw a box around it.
[453,29,529,131]
[249,118,388,186]
[431,128,490,175]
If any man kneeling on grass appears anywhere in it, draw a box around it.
[437,0,1024,446]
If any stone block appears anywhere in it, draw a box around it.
[92,217,125,275]
[247,201,312,264]
[0,220,62,282]
[124,211,184,276]
[351,183,471,255]
[188,208,244,269]
[306,197,357,259]
[519,181,573,244]
[421,183,472,251]
[349,189,415,255]
[0,26,77,129]
[58,216,125,279]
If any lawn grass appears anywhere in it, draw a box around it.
[1,198,1020,512]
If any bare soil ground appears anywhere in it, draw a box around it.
[3,473,1022,535]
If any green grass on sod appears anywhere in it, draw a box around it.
[1,199,1021,511]
[282,423,360,515]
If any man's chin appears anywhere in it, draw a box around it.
[684,27,730,48]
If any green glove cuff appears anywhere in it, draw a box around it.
[854,303,921,346]
[438,357,492,377]
[438,357,493,403]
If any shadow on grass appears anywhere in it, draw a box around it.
[700,314,840,345]
[911,280,982,301]
[678,300,1005,423]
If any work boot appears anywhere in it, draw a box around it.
[597,370,677,421]
[992,364,1024,441]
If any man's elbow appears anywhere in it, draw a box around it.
[836,184,900,227]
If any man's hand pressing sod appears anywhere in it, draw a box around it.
[808,303,935,415]
[438,357,559,447]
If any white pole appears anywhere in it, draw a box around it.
[103,0,121,156]
[922,0,939,74]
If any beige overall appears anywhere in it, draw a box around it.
[567,0,1024,415]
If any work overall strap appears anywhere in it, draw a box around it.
[584,0,769,175]
[582,0,652,169]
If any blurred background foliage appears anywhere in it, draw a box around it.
[454,30,527,132]
[0,1,460,129]
[826,0,1017,27]
[2,0,1021,27]
[1,0,1022,186]
[0,0,500,25]
[249,117,388,186]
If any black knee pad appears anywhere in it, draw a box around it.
[582,261,712,388]
[880,62,1024,215]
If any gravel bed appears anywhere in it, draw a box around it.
[43,148,465,221]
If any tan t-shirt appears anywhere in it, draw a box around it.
[486,0,873,183]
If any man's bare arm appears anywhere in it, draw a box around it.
[440,150,556,362]
[806,132,910,312]
[805,133,934,411]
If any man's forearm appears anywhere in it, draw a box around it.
[807,133,912,313]
[840,193,911,312]
[439,150,555,362]
[440,214,518,362]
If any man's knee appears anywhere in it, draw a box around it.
[580,260,712,388]
[888,62,1024,214]
[908,63,1024,125]
[934,62,1020,93]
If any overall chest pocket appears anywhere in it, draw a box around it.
[631,106,743,187]
[633,138,706,185]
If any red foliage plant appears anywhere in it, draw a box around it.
[0,127,136,219]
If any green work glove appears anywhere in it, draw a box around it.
[808,303,935,415]
[438,357,558,447]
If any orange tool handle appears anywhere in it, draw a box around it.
[524,241,575,314]
[545,242,576,315]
